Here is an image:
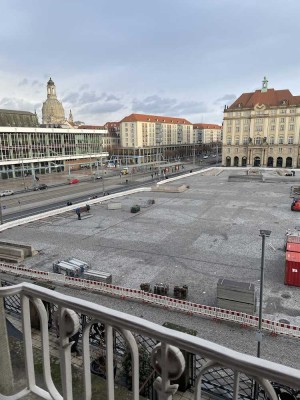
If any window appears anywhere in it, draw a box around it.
[243,137,249,144]
[227,120,232,126]
[256,118,263,124]
[243,119,250,125]
[269,147,273,153]
[227,127,232,133]
[290,117,295,122]
[270,110,276,115]
[236,120,240,126]
[270,118,275,123]
[269,137,275,144]
[235,148,239,153]
[278,147,282,153]
[280,125,285,131]
[289,124,294,131]
[255,137,262,145]
[227,137,232,145]
[270,125,275,131]
[280,109,287,114]
[256,126,262,132]
[235,137,240,144]
[290,109,296,114]
[227,148,231,153]
[279,136,284,144]
[236,127,240,133]
[244,126,249,132]
[280,118,285,123]
[288,136,294,144]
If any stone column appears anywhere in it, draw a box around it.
[0,291,14,394]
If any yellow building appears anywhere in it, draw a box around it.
[119,113,193,148]
[222,77,300,168]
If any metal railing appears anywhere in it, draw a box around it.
[1,282,300,400]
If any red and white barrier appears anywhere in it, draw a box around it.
[1,261,300,339]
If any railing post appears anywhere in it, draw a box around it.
[0,291,14,394]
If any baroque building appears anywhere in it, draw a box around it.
[222,77,300,168]
[42,78,65,124]
[0,109,38,127]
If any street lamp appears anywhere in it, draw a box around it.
[257,229,271,358]
[254,229,271,399]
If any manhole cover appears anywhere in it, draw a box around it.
[279,319,290,325]
[281,293,291,299]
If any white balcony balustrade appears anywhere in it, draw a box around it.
[1,282,300,400]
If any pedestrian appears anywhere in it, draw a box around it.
[18,200,21,206]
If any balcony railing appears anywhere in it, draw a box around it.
[1,282,300,400]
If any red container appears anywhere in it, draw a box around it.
[287,235,300,244]
[285,251,300,286]
[286,242,300,253]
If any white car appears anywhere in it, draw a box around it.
[203,156,208,159]
[0,189,14,197]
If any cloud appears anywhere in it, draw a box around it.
[78,102,125,114]
[31,80,43,88]
[18,78,29,86]
[63,90,122,107]
[214,94,236,104]
[0,96,40,112]
[79,83,89,91]
[132,95,208,116]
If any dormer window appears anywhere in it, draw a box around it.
[281,100,288,105]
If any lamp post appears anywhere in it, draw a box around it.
[254,229,271,399]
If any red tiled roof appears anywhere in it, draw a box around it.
[228,88,300,109]
[104,121,120,128]
[120,113,192,125]
[193,123,222,129]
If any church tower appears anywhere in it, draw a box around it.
[42,77,65,124]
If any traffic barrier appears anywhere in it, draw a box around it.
[2,260,300,339]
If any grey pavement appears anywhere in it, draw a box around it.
[2,167,300,370]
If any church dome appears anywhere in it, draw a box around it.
[42,98,65,124]
[42,78,65,124]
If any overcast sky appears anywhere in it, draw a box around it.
[1,0,300,125]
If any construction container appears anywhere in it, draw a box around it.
[217,278,256,314]
[53,261,81,277]
[286,242,300,253]
[285,252,300,286]
[140,283,151,292]
[67,258,89,272]
[83,269,112,284]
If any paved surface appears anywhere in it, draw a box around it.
[2,167,300,370]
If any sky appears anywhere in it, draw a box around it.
[1,0,300,126]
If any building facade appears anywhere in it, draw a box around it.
[42,78,65,124]
[119,113,193,148]
[222,77,300,168]
[0,109,39,127]
[193,123,222,144]
[0,126,108,178]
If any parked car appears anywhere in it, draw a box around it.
[69,179,79,184]
[203,156,208,159]
[34,183,48,191]
[291,198,300,211]
[95,176,103,180]
[0,189,14,197]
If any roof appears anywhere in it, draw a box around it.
[193,123,222,129]
[120,113,192,125]
[228,88,300,110]
[78,125,105,130]
[0,109,36,116]
[104,121,120,128]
